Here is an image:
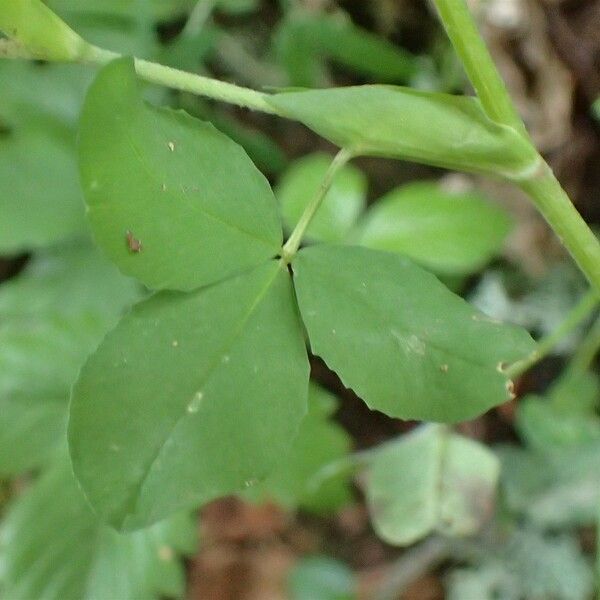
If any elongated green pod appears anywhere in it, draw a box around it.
[268,85,541,181]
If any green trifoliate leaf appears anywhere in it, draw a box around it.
[0,243,140,476]
[79,57,283,291]
[365,425,499,545]
[69,261,309,530]
[356,181,512,275]
[0,0,92,61]
[267,86,539,180]
[292,245,535,422]
[276,153,367,244]
[244,383,352,514]
[0,456,196,600]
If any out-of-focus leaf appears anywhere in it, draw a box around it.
[499,443,600,528]
[447,563,518,600]
[548,370,599,414]
[217,0,259,14]
[0,114,85,252]
[0,243,140,475]
[46,0,195,21]
[244,383,352,514]
[292,245,535,423]
[355,181,512,275]
[470,265,589,343]
[79,58,282,291]
[1,61,92,124]
[516,396,600,451]
[365,424,499,545]
[288,555,356,600]
[593,98,600,121]
[206,108,288,175]
[0,455,196,600]
[268,86,539,180]
[448,529,594,600]
[274,11,417,87]
[276,153,367,243]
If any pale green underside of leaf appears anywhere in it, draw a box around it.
[0,243,140,475]
[243,382,352,514]
[267,86,539,179]
[276,152,367,244]
[0,455,196,600]
[366,424,499,545]
[69,261,309,530]
[356,181,512,275]
[292,245,536,423]
[79,57,283,291]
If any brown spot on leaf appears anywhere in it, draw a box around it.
[126,230,142,253]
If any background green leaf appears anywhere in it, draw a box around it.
[0,243,139,475]
[0,110,85,253]
[292,245,535,422]
[69,261,309,529]
[447,529,594,600]
[79,57,283,291]
[356,181,512,275]
[276,153,367,244]
[244,383,352,514]
[268,86,538,179]
[288,555,356,600]
[365,424,499,545]
[274,10,417,88]
[0,456,196,600]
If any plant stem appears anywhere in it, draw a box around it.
[431,0,526,135]
[505,289,599,379]
[83,45,281,115]
[281,148,354,261]
[520,162,600,294]
[374,537,451,600]
[182,0,217,37]
[432,0,600,295]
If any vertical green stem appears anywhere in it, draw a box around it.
[520,163,600,294]
[281,148,354,261]
[431,0,526,135]
[432,0,600,296]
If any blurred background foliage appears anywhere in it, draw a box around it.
[0,0,599,598]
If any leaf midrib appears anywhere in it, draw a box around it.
[120,264,283,525]
[103,108,278,252]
